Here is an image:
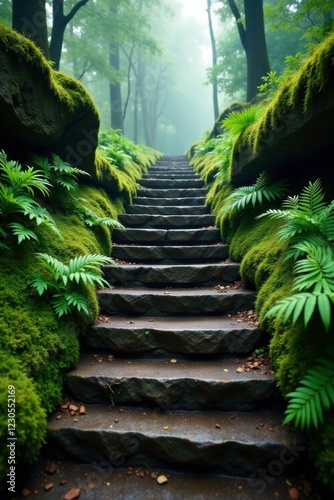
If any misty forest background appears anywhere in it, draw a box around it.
[1,0,329,155]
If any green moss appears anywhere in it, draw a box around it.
[0,353,46,482]
[232,31,334,159]
[311,415,334,490]
[239,224,287,289]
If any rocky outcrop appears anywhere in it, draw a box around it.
[0,24,99,174]
[229,32,334,190]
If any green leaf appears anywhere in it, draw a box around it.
[8,222,39,244]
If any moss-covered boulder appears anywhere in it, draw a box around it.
[0,23,99,173]
[230,31,334,191]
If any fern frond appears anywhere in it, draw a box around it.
[298,178,326,217]
[283,346,334,429]
[264,292,334,331]
[222,104,264,138]
[222,172,289,216]
[8,223,39,244]
[64,292,89,315]
[293,246,334,294]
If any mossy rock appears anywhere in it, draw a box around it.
[0,353,46,483]
[229,31,334,191]
[0,23,99,172]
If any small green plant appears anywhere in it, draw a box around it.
[0,150,62,249]
[222,104,265,139]
[145,330,151,336]
[28,253,114,317]
[283,344,334,430]
[260,180,334,332]
[253,347,265,357]
[258,178,334,261]
[75,198,125,229]
[221,171,289,218]
[29,153,90,191]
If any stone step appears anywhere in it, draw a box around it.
[111,244,228,263]
[86,316,263,354]
[142,172,199,179]
[118,214,215,228]
[97,287,256,316]
[136,188,207,198]
[22,459,310,500]
[139,179,205,189]
[46,405,307,477]
[104,263,239,287]
[132,196,207,206]
[64,354,276,410]
[125,205,209,216]
[112,228,220,245]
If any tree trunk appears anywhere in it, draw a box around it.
[206,0,219,119]
[244,0,270,101]
[12,0,49,58]
[138,58,154,147]
[109,40,124,131]
[50,0,90,70]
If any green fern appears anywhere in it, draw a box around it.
[0,151,62,247]
[222,171,289,217]
[222,104,265,138]
[258,179,334,260]
[7,222,39,244]
[29,153,90,191]
[28,253,114,317]
[283,346,334,430]
[265,292,333,332]
[75,198,125,229]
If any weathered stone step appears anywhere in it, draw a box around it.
[112,228,220,245]
[111,244,228,263]
[142,172,199,179]
[21,459,308,500]
[98,287,255,316]
[65,354,275,410]
[86,316,263,354]
[118,214,215,228]
[136,188,207,198]
[125,205,209,216]
[104,263,239,287]
[132,196,207,206]
[140,179,204,189]
[46,405,306,477]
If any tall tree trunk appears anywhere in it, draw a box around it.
[109,40,124,131]
[109,2,124,131]
[133,67,140,143]
[244,0,270,101]
[50,0,90,70]
[138,58,154,147]
[12,0,49,58]
[206,0,219,120]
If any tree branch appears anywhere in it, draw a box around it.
[227,0,246,50]
[65,0,91,24]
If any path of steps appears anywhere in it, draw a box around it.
[44,155,309,497]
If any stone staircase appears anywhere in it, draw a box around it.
[45,155,308,493]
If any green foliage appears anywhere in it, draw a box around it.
[265,0,334,46]
[0,353,46,481]
[28,253,113,317]
[0,151,63,248]
[75,197,125,229]
[222,171,289,218]
[261,180,334,332]
[283,345,334,430]
[259,179,334,260]
[29,153,90,192]
[222,104,265,139]
[257,54,305,97]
